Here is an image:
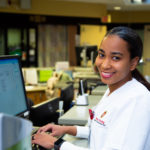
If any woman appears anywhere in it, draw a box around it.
[32,26,150,150]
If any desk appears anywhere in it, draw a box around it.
[58,95,102,126]
[91,85,107,95]
[73,67,100,82]
[63,134,88,148]
[73,72,100,81]
[73,67,93,72]
[25,85,46,92]
[25,85,47,105]
[51,134,88,150]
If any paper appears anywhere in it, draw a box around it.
[25,69,38,85]
[55,61,69,71]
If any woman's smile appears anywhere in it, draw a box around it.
[101,71,115,78]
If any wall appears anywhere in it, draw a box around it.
[80,25,107,48]
[143,25,150,76]
[0,0,107,18]
[2,0,150,23]
[109,11,150,23]
[38,25,68,67]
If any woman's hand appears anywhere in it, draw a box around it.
[37,124,66,137]
[32,132,57,149]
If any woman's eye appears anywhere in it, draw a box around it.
[98,53,105,58]
[112,56,120,60]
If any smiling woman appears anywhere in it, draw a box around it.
[96,34,138,94]
[96,26,150,94]
[32,27,150,150]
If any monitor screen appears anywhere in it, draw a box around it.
[0,55,29,117]
[60,84,74,112]
[75,45,98,66]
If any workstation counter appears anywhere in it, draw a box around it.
[91,85,107,95]
[58,95,102,126]
[63,134,88,148]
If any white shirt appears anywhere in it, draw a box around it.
[61,78,150,150]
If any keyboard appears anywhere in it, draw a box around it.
[32,126,46,150]
[32,126,55,150]
[32,144,47,150]
[31,126,63,150]
[32,126,39,135]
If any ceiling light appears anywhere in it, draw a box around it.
[114,6,121,10]
[131,0,145,3]
[133,0,142,2]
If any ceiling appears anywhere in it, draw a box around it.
[60,0,150,11]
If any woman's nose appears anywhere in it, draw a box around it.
[101,58,111,69]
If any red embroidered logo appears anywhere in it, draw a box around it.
[89,109,94,120]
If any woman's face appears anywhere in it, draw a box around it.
[95,35,138,92]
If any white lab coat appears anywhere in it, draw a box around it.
[60,78,150,150]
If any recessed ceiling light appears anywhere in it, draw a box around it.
[134,0,142,2]
[131,0,144,3]
[114,6,121,10]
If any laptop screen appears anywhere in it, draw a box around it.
[0,55,29,117]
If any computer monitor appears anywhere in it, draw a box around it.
[38,69,53,83]
[0,55,29,118]
[29,97,60,126]
[75,45,98,66]
[60,84,74,113]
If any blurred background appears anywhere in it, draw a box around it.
[0,0,150,76]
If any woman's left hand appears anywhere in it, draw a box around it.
[32,132,57,149]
